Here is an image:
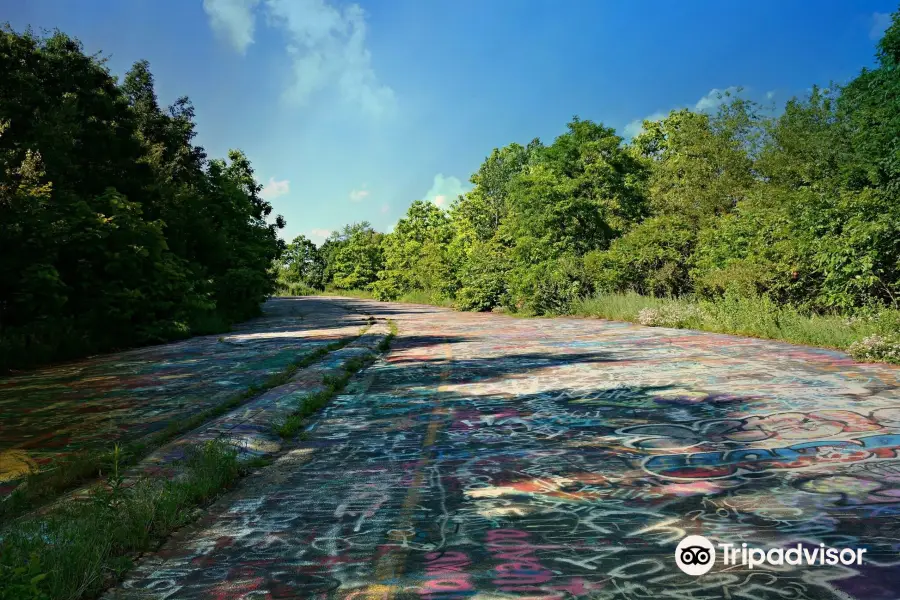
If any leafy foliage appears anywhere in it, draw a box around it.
[586,214,696,298]
[373,201,452,300]
[0,27,283,371]
[276,235,326,292]
[322,222,384,291]
[300,7,900,330]
[13,8,900,364]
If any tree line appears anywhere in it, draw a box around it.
[1,26,284,372]
[3,10,898,372]
[278,9,900,321]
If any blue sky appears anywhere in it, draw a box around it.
[7,0,897,244]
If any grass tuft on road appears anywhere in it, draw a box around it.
[275,320,397,440]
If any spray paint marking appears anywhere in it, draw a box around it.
[375,344,454,597]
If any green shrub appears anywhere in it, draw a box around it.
[849,334,900,364]
[0,553,48,600]
[371,278,402,301]
[511,256,588,315]
[455,241,510,312]
[585,214,696,297]
[637,304,704,328]
[274,280,318,297]
[0,441,241,600]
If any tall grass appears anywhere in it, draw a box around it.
[0,440,243,600]
[274,319,396,439]
[316,288,377,300]
[573,292,900,363]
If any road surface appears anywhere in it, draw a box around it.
[96,297,900,598]
[0,299,368,497]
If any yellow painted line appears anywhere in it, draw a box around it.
[0,449,38,483]
[374,345,453,598]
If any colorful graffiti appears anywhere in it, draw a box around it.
[0,298,367,496]
[96,297,900,598]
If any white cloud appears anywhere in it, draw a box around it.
[263,0,395,116]
[203,0,394,115]
[308,228,331,244]
[623,111,666,139]
[766,90,776,100]
[694,87,740,112]
[622,87,743,140]
[203,0,261,54]
[260,177,290,200]
[380,203,389,214]
[871,12,892,40]
[422,174,470,207]
[349,187,370,201]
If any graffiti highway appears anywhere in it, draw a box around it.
[0,299,368,498]
[91,298,900,598]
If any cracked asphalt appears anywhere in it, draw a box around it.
[74,297,900,598]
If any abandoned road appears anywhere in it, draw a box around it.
[0,299,369,498]
[95,297,900,598]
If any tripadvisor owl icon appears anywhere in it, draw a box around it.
[675,535,716,576]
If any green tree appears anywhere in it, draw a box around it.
[757,87,846,193]
[324,222,384,290]
[837,9,900,193]
[373,201,452,300]
[538,117,647,235]
[632,97,760,221]
[0,26,284,371]
[453,141,541,243]
[278,235,325,291]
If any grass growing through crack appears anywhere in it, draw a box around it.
[379,319,398,352]
[1,337,359,523]
[0,440,244,600]
[275,321,397,440]
[273,365,362,439]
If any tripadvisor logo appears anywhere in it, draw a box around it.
[675,535,867,576]
[675,535,716,575]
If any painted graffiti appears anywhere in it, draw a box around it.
[644,433,900,480]
[0,298,366,497]
[92,297,900,599]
